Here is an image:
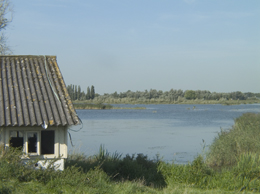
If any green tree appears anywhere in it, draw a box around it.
[74,85,78,100]
[90,85,95,99]
[184,90,196,100]
[112,91,118,98]
[78,85,81,100]
[0,0,13,54]
[72,85,75,100]
[86,86,90,100]
[149,89,158,99]
[231,91,246,100]
[168,89,177,101]
[144,90,150,99]
[67,84,74,100]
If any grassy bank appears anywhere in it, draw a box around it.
[1,113,260,193]
[73,102,146,109]
[77,98,260,105]
[72,98,260,110]
[73,102,113,109]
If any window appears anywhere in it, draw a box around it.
[41,130,55,154]
[27,132,38,153]
[25,131,39,155]
[9,130,55,156]
[9,131,24,149]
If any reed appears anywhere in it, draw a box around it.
[206,113,260,167]
[66,145,166,188]
[158,153,260,192]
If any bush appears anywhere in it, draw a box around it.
[158,155,214,189]
[206,113,260,167]
[66,145,166,188]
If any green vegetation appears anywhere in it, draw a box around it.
[72,102,146,109]
[93,89,260,104]
[159,113,260,192]
[83,97,260,105]
[67,84,260,105]
[1,113,260,193]
[159,153,260,192]
[184,90,196,100]
[73,102,113,109]
[67,84,96,101]
[0,0,13,54]
[206,113,260,167]
[67,145,166,188]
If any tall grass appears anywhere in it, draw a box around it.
[158,113,260,192]
[66,145,166,188]
[158,152,260,192]
[0,147,160,193]
[206,113,260,167]
[1,113,260,193]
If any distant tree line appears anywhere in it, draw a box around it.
[95,89,260,103]
[66,85,260,103]
[67,84,96,100]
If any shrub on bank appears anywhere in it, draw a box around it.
[158,113,260,192]
[66,145,166,188]
[159,152,260,192]
[206,113,260,167]
[158,155,213,187]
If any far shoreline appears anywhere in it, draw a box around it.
[73,99,260,109]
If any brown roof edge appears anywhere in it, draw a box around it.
[49,57,80,125]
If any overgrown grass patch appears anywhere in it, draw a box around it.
[1,113,260,193]
[66,145,166,188]
[159,153,260,192]
[158,113,260,192]
[206,113,260,167]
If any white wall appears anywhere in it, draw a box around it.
[1,126,68,170]
[23,158,65,171]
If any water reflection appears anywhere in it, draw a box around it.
[69,104,260,164]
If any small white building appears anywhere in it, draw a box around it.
[0,55,80,170]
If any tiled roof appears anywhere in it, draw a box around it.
[0,55,80,127]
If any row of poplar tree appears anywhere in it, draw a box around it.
[66,84,95,100]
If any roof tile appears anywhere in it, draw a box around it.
[0,55,80,127]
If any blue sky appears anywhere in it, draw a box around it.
[6,0,260,94]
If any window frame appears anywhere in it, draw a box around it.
[25,131,40,156]
[9,130,57,157]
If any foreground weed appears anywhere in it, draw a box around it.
[159,152,260,192]
[206,113,260,167]
[158,155,214,189]
[2,113,260,193]
[66,146,166,188]
[231,153,260,192]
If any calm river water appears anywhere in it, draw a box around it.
[68,104,260,164]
